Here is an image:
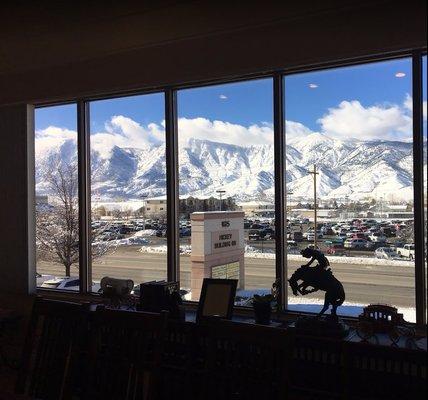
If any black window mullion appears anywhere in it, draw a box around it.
[165,89,180,282]
[273,74,287,310]
[77,100,91,293]
[412,51,426,325]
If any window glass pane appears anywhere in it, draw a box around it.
[177,79,274,304]
[35,104,80,291]
[89,93,167,293]
[284,59,416,321]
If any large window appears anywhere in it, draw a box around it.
[177,79,275,303]
[89,93,167,291]
[33,53,427,324]
[35,104,80,291]
[284,59,416,321]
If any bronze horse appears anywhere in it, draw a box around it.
[288,265,345,317]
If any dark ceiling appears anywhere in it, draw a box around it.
[0,0,397,76]
[0,0,426,105]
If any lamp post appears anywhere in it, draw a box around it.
[345,195,349,220]
[140,193,148,228]
[216,190,226,211]
[308,165,319,248]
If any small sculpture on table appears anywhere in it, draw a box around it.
[139,281,185,320]
[100,277,135,309]
[288,247,348,337]
[356,304,416,346]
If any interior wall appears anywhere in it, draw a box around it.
[0,105,35,296]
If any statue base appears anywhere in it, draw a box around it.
[291,315,350,338]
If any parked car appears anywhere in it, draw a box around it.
[368,233,387,243]
[375,247,399,259]
[365,240,385,250]
[321,227,335,235]
[326,243,345,255]
[287,231,303,242]
[380,227,396,237]
[156,228,167,237]
[36,273,55,286]
[305,231,323,241]
[352,232,367,240]
[344,238,367,249]
[396,244,415,259]
[41,277,100,292]
[179,227,191,237]
[249,228,272,241]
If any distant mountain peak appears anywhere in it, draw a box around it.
[36,135,424,202]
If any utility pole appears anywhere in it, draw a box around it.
[308,165,319,248]
[216,190,226,211]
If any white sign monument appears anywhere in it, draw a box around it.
[190,211,245,300]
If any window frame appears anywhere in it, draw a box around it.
[34,49,427,325]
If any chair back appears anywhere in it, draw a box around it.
[288,332,345,398]
[201,319,289,400]
[343,341,427,400]
[157,320,202,400]
[85,308,168,400]
[16,297,86,400]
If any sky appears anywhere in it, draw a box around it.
[35,56,427,148]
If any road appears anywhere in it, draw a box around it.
[37,246,416,309]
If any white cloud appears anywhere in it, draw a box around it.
[285,120,314,138]
[35,126,77,158]
[308,83,318,89]
[91,116,164,157]
[317,98,413,140]
[404,93,427,121]
[37,93,423,157]
[36,117,167,160]
[219,94,228,100]
[395,72,406,78]
[177,117,274,146]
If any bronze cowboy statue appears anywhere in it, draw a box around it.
[289,247,345,319]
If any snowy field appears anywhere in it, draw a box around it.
[234,288,416,322]
[137,243,414,267]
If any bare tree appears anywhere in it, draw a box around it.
[36,162,79,277]
[36,160,117,277]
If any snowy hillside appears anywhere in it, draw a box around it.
[35,132,426,202]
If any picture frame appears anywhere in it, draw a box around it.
[196,278,238,323]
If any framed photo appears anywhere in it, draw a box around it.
[196,278,238,323]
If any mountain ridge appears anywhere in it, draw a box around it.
[35,134,426,202]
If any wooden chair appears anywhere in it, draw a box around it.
[156,320,206,400]
[343,341,427,400]
[83,307,168,400]
[15,297,87,400]
[200,319,290,400]
[287,332,345,399]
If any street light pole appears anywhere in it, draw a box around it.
[140,193,148,229]
[308,165,319,248]
[216,190,226,211]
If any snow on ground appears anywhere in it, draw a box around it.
[233,288,416,322]
[138,244,413,267]
[139,245,168,253]
[288,254,413,267]
[286,298,416,322]
[139,244,191,254]
[132,229,158,237]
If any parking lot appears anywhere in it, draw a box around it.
[90,215,415,259]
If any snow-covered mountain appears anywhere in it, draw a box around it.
[35,133,426,202]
